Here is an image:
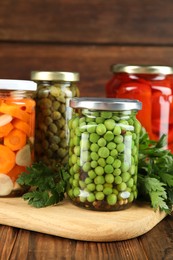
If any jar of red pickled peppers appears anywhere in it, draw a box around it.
[0,79,37,197]
[106,64,173,152]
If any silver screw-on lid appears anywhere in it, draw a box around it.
[70,98,142,111]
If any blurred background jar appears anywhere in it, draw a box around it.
[0,79,37,197]
[31,71,80,168]
[106,64,173,152]
[67,98,142,211]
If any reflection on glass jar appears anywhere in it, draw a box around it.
[67,98,142,211]
[31,71,80,168]
[106,64,173,152]
[0,79,37,197]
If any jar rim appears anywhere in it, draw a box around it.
[0,79,37,91]
[31,71,80,82]
[111,64,173,75]
[70,97,142,111]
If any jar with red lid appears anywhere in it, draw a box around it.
[106,64,173,152]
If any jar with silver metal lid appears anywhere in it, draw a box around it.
[67,97,142,211]
[105,64,173,152]
[31,71,80,168]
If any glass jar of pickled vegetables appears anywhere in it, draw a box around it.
[31,71,80,168]
[0,79,37,197]
[67,97,142,211]
[106,64,173,152]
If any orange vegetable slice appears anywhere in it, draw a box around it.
[4,129,26,151]
[7,165,26,182]
[0,122,13,137]
[12,118,31,136]
[0,103,30,122]
[0,145,16,173]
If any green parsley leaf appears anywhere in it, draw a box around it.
[138,127,173,214]
[17,162,70,208]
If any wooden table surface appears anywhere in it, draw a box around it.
[1,213,173,260]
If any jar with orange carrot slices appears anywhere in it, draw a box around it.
[0,79,37,197]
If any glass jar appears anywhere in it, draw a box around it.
[31,71,80,168]
[106,64,173,152]
[67,98,142,211]
[0,79,37,197]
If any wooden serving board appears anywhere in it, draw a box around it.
[0,197,166,242]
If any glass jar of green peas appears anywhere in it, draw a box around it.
[31,71,80,168]
[68,98,142,211]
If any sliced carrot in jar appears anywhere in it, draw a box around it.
[0,122,13,137]
[12,118,31,136]
[0,103,30,122]
[7,165,26,182]
[4,129,26,151]
[0,145,16,173]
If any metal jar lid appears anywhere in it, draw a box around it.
[31,71,80,82]
[111,64,173,75]
[0,79,37,91]
[70,98,142,111]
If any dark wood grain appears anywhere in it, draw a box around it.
[0,43,173,97]
[1,217,173,260]
[0,0,173,45]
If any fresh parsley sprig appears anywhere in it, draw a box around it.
[138,128,173,214]
[17,162,69,208]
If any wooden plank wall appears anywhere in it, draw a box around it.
[1,0,173,97]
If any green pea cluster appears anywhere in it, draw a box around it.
[68,109,141,211]
[34,82,80,168]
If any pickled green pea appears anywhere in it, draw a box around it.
[113,159,121,169]
[95,166,104,175]
[107,142,116,150]
[83,162,91,172]
[104,165,114,174]
[104,119,115,130]
[113,125,121,135]
[91,161,98,168]
[98,137,107,147]
[103,187,112,195]
[96,124,107,135]
[90,133,99,143]
[91,152,99,161]
[98,158,106,167]
[87,193,95,202]
[104,131,114,141]
[114,176,122,184]
[87,122,97,133]
[95,191,105,200]
[96,184,104,191]
[90,143,99,152]
[94,175,105,185]
[105,174,114,183]
[107,194,117,205]
[117,143,125,152]
[88,170,97,179]
[114,135,123,143]
[98,147,109,158]
[106,156,114,165]
[73,187,80,197]
[100,111,112,118]
[87,183,96,192]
